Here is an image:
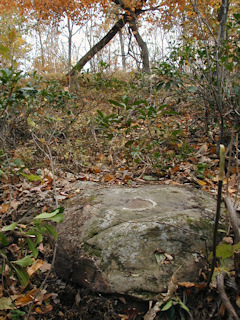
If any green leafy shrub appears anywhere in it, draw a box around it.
[0,207,64,287]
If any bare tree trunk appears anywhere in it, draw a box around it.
[67,17,73,89]
[215,0,229,145]
[119,29,126,70]
[69,1,151,76]
[190,0,229,146]
[67,17,73,73]
[37,25,45,70]
[129,18,150,73]
[69,15,129,76]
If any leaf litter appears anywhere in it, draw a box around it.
[0,74,239,320]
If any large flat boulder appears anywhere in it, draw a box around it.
[55,182,216,299]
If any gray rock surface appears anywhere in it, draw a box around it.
[55,182,216,299]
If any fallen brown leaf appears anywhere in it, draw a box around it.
[92,166,101,173]
[10,200,21,210]
[39,262,51,273]
[27,259,45,277]
[103,174,114,182]
[178,281,196,288]
[0,204,9,214]
[15,288,38,307]
[35,304,53,314]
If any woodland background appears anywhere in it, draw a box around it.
[0,0,240,319]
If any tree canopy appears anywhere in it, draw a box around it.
[0,0,235,72]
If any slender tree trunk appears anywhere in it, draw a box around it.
[215,0,229,144]
[67,17,73,73]
[129,18,150,73]
[69,15,129,75]
[37,25,45,70]
[67,17,73,89]
[119,29,126,70]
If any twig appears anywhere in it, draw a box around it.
[144,301,162,320]
[144,268,181,320]
[26,132,59,319]
[226,130,234,197]
[190,0,217,44]
[224,196,240,243]
[46,143,58,208]
[234,133,239,206]
[25,244,58,320]
[207,145,225,287]
[216,272,238,320]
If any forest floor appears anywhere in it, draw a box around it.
[0,71,239,319]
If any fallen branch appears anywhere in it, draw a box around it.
[144,272,179,320]
[144,301,162,320]
[216,272,239,320]
[225,196,240,243]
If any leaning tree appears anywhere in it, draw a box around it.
[0,0,224,73]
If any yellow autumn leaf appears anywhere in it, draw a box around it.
[197,179,206,186]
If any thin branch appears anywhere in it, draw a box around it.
[225,196,240,243]
[27,132,59,319]
[190,0,217,44]
[216,272,239,320]
[207,145,225,287]
[26,244,58,320]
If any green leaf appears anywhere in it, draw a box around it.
[225,63,233,71]
[215,243,234,260]
[109,99,124,107]
[178,300,190,312]
[107,133,114,140]
[51,213,64,223]
[26,230,43,243]
[34,208,64,221]
[27,117,38,128]
[154,253,165,265]
[45,224,58,240]
[13,158,24,167]
[161,300,173,311]
[0,169,7,177]
[0,233,8,246]
[158,104,168,111]
[12,255,34,267]
[27,238,38,259]
[188,86,198,93]
[130,99,147,107]
[233,13,240,20]
[156,81,164,90]
[10,310,26,318]
[0,250,7,259]
[20,173,42,181]
[0,297,13,311]
[125,140,135,147]
[34,209,60,220]
[12,265,29,287]
[165,82,171,90]
[1,222,17,232]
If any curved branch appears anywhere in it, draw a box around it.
[217,272,239,320]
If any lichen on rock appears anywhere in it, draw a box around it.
[55,182,216,299]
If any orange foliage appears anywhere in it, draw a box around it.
[0,0,233,32]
